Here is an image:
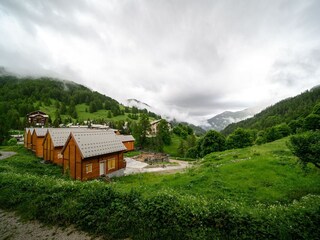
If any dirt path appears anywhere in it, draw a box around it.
[0,209,101,240]
[0,151,16,160]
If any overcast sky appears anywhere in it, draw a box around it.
[0,0,319,124]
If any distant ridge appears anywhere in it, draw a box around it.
[203,106,264,131]
[222,86,320,135]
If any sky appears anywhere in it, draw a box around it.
[0,0,320,125]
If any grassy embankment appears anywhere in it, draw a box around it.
[0,138,319,239]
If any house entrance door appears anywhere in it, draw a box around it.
[99,160,106,176]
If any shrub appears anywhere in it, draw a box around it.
[289,131,320,169]
[7,138,17,146]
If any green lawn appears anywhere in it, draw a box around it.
[163,134,183,157]
[113,137,320,204]
[0,138,320,238]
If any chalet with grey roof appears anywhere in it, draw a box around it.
[43,128,114,165]
[116,134,135,151]
[31,128,49,158]
[61,131,127,181]
[24,128,33,148]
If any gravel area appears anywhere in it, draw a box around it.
[124,157,189,175]
[0,151,17,160]
[0,209,102,240]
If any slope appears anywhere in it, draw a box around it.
[222,86,320,135]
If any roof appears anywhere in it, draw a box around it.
[63,131,126,159]
[46,128,115,147]
[27,110,49,118]
[116,135,135,142]
[32,128,49,137]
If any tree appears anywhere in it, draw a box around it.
[303,114,320,131]
[178,140,186,157]
[89,102,97,113]
[199,130,226,157]
[289,131,320,169]
[226,128,254,149]
[157,119,171,145]
[132,114,150,148]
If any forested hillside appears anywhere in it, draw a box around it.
[222,86,320,135]
[0,75,159,140]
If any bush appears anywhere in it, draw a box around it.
[7,138,17,146]
[289,131,320,169]
[226,128,254,149]
[0,172,320,239]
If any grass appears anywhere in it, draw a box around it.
[124,151,141,157]
[1,138,319,206]
[0,138,320,239]
[163,134,183,157]
[0,145,65,178]
[113,137,320,205]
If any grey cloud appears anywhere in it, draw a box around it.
[1,0,320,124]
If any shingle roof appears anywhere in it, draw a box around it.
[47,128,115,147]
[71,131,126,158]
[33,128,49,137]
[116,135,135,142]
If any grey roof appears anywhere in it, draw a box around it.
[47,128,115,147]
[33,128,49,137]
[116,135,135,142]
[71,131,126,158]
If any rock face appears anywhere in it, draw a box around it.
[133,152,169,164]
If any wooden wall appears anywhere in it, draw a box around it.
[24,130,28,148]
[63,137,82,180]
[81,152,124,181]
[27,131,33,149]
[53,147,63,165]
[35,137,45,158]
[123,141,134,151]
[63,137,125,181]
[43,133,52,161]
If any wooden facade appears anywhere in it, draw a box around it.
[27,110,49,127]
[31,128,48,158]
[123,141,134,151]
[61,131,126,181]
[24,128,32,148]
[26,129,33,149]
[117,135,135,152]
[43,128,101,166]
[43,131,64,165]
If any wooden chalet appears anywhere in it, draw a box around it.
[61,131,127,181]
[116,135,135,151]
[25,128,34,149]
[24,128,32,148]
[27,110,49,127]
[31,128,48,158]
[43,128,110,165]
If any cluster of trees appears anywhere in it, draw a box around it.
[289,103,320,169]
[130,115,171,152]
[178,101,320,159]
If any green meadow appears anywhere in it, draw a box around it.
[0,138,319,239]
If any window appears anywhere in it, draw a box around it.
[86,163,92,173]
[108,158,116,170]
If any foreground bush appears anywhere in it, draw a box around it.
[0,172,319,239]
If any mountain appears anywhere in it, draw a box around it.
[204,106,263,131]
[222,86,320,135]
[0,74,160,137]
